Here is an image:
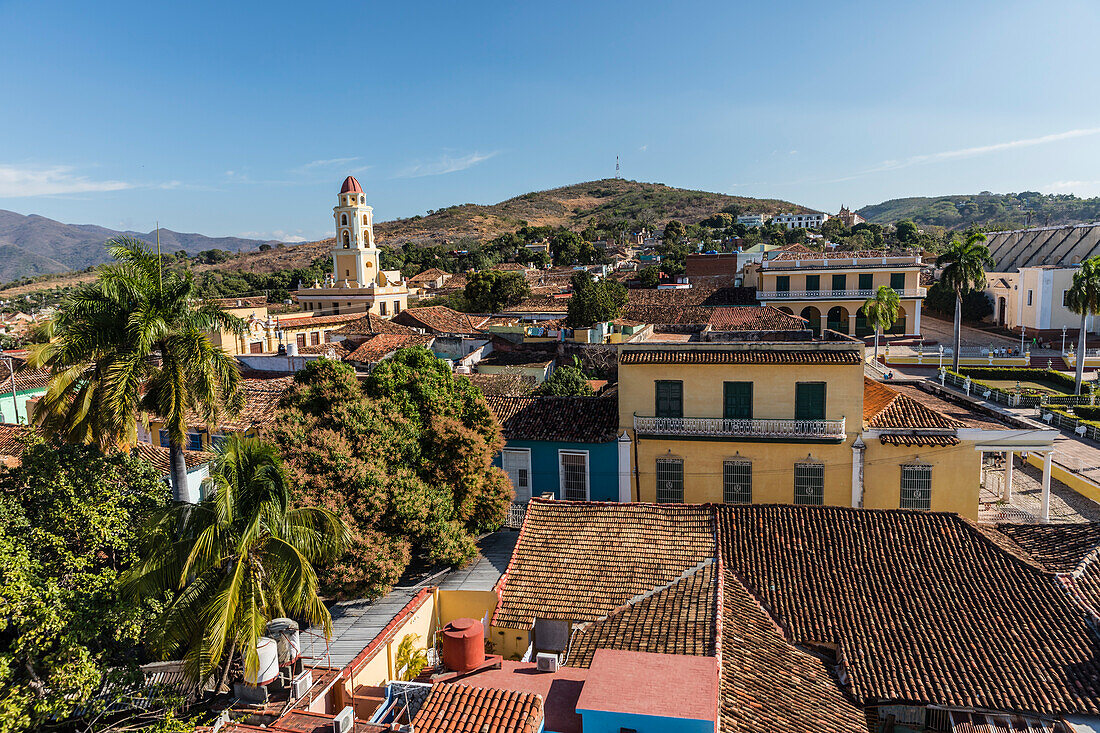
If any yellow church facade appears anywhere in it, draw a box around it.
[296,176,410,318]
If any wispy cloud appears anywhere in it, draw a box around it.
[239,229,310,243]
[862,128,1100,176]
[639,144,648,152]
[395,151,499,178]
[0,163,133,197]
[291,157,370,176]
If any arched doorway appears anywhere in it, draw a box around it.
[827,306,849,334]
[855,306,873,337]
[888,305,907,335]
[800,306,821,336]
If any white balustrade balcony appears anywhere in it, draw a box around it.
[757,288,926,300]
[634,415,846,441]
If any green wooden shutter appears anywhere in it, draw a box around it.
[776,275,790,292]
[805,274,820,292]
[795,382,826,420]
[831,274,846,291]
[723,382,753,419]
[655,381,683,418]
[858,273,873,290]
[890,272,906,290]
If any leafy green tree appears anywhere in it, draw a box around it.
[549,231,584,265]
[700,213,733,229]
[269,355,511,599]
[0,437,167,733]
[1066,256,1100,394]
[535,366,595,396]
[895,220,920,244]
[121,436,347,685]
[862,286,900,363]
[785,227,808,244]
[29,237,245,500]
[937,232,994,371]
[663,220,686,246]
[464,270,530,312]
[637,264,661,289]
[566,272,628,327]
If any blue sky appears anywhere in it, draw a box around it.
[1,0,1099,242]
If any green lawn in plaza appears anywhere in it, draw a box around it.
[979,379,1074,395]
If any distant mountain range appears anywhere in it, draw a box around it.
[856,192,1100,231]
[7,182,1100,286]
[0,209,275,283]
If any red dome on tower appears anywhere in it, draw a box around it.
[340,176,363,194]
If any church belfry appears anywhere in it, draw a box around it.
[331,176,379,287]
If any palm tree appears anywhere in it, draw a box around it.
[1066,256,1100,394]
[937,232,994,372]
[121,436,348,686]
[863,286,901,365]
[28,237,245,500]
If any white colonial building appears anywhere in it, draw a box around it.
[772,212,831,230]
[296,176,409,318]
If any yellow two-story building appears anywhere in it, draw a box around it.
[747,252,926,338]
[616,335,1051,518]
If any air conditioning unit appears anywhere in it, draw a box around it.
[291,670,313,699]
[331,705,354,733]
[535,652,559,672]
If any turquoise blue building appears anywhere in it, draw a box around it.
[0,361,49,425]
[486,394,620,502]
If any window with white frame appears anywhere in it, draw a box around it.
[559,451,588,501]
[656,457,684,503]
[723,460,752,504]
[502,449,532,502]
[900,464,932,510]
[794,461,824,505]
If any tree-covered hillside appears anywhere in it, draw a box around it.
[858,192,1100,231]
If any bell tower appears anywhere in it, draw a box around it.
[331,175,379,287]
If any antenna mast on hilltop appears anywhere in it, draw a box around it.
[615,156,620,179]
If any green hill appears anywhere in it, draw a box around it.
[857,192,1100,231]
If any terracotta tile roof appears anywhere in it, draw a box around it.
[0,423,34,458]
[392,306,486,334]
[721,570,867,733]
[619,348,861,365]
[411,683,543,733]
[407,267,450,284]
[181,377,292,432]
[295,341,354,357]
[491,500,714,628]
[0,360,50,392]
[717,504,1100,717]
[566,561,716,668]
[345,334,433,364]
[491,262,531,272]
[463,373,536,396]
[619,286,756,324]
[332,314,419,336]
[862,378,962,445]
[133,441,214,473]
[706,305,808,331]
[477,351,555,368]
[500,296,569,315]
[275,313,363,329]
[987,523,1100,574]
[884,383,1009,430]
[485,395,619,444]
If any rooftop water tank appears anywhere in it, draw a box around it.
[440,618,484,673]
[265,618,301,666]
[245,637,280,686]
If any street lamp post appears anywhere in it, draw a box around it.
[1020,326,1026,355]
[938,344,944,369]
[1062,325,1068,354]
